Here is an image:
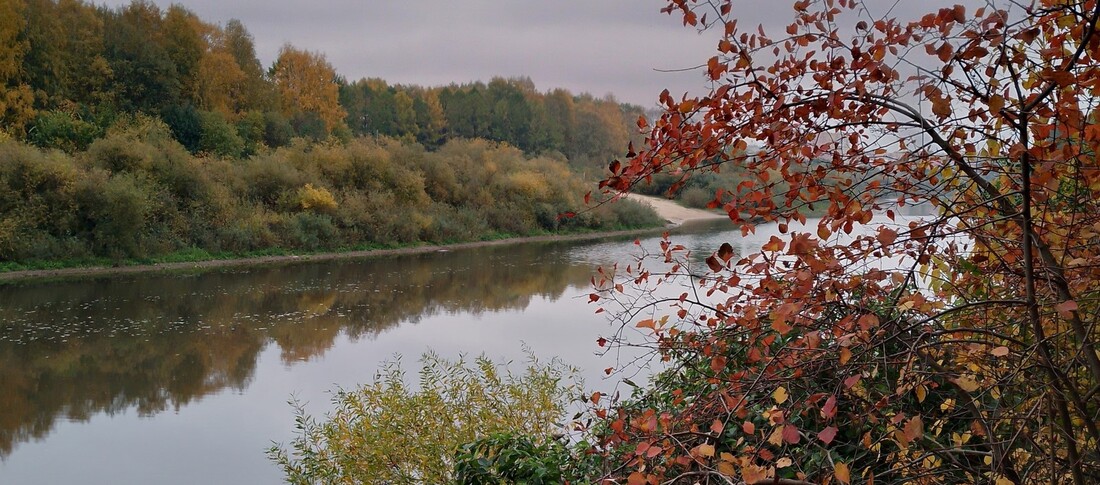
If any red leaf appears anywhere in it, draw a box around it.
[822,394,837,419]
[782,424,801,444]
[646,445,663,458]
[844,375,861,389]
[819,426,838,445]
[1055,300,1078,318]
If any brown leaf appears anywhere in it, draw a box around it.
[718,242,734,262]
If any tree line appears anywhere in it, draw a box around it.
[0,0,647,166]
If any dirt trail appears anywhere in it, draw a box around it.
[624,193,727,225]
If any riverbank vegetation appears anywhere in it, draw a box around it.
[0,0,663,269]
[0,117,658,267]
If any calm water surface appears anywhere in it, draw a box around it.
[0,219,841,484]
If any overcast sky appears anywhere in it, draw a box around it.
[93,1,972,107]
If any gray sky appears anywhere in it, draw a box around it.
[91,1,751,107]
[94,1,972,107]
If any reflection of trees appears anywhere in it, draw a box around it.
[0,241,592,456]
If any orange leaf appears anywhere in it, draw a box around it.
[835,462,851,483]
[742,463,770,483]
[903,416,923,442]
[762,235,786,252]
[711,419,725,434]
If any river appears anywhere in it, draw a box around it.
[0,217,892,484]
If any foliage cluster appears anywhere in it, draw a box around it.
[5,0,344,150]
[0,118,658,265]
[268,353,581,485]
[581,0,1100,484]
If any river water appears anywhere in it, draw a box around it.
[0,215,919,484]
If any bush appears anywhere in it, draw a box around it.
[27,110,102,152]
[268,352,579,485]
[679,186,713,209]
[197,110,244,158]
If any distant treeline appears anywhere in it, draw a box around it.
[0,117,659,264]
[0,0,647,165]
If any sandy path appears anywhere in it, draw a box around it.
[624,193,727,225]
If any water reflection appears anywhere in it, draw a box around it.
[0,241,596,457]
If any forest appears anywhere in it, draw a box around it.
[0,0,659,268]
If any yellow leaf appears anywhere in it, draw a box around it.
[955,376,981,392]
[915,385,926,403]
[835,462,851,484]
[717,460,736,476]
[768,426,785,446]
[773,386,789,404]
[696,443,715,457]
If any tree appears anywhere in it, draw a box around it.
[593,1,1100,484]
[0,0,35,133]
[269,44,346,137]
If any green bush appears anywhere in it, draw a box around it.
[268,353,580,485]
[27,110,102,152]
[197,110,245,158]
[75,171,157,258]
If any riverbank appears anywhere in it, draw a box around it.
[0,194,726,282]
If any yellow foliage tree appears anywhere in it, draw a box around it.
[0,0,35,134]
[270,44,346,135]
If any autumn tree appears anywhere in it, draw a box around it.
[270,44,346,137]
[592,1,1100,484]
[0,0,35,133]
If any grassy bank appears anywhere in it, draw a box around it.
[0,223,668,282]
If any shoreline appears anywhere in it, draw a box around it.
[0,194,728,283]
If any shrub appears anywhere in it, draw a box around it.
[679,186,713,209]
[268,353,579,485]
[27,110,102,152]
[295,184,338,214]
[197,110,244,158]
